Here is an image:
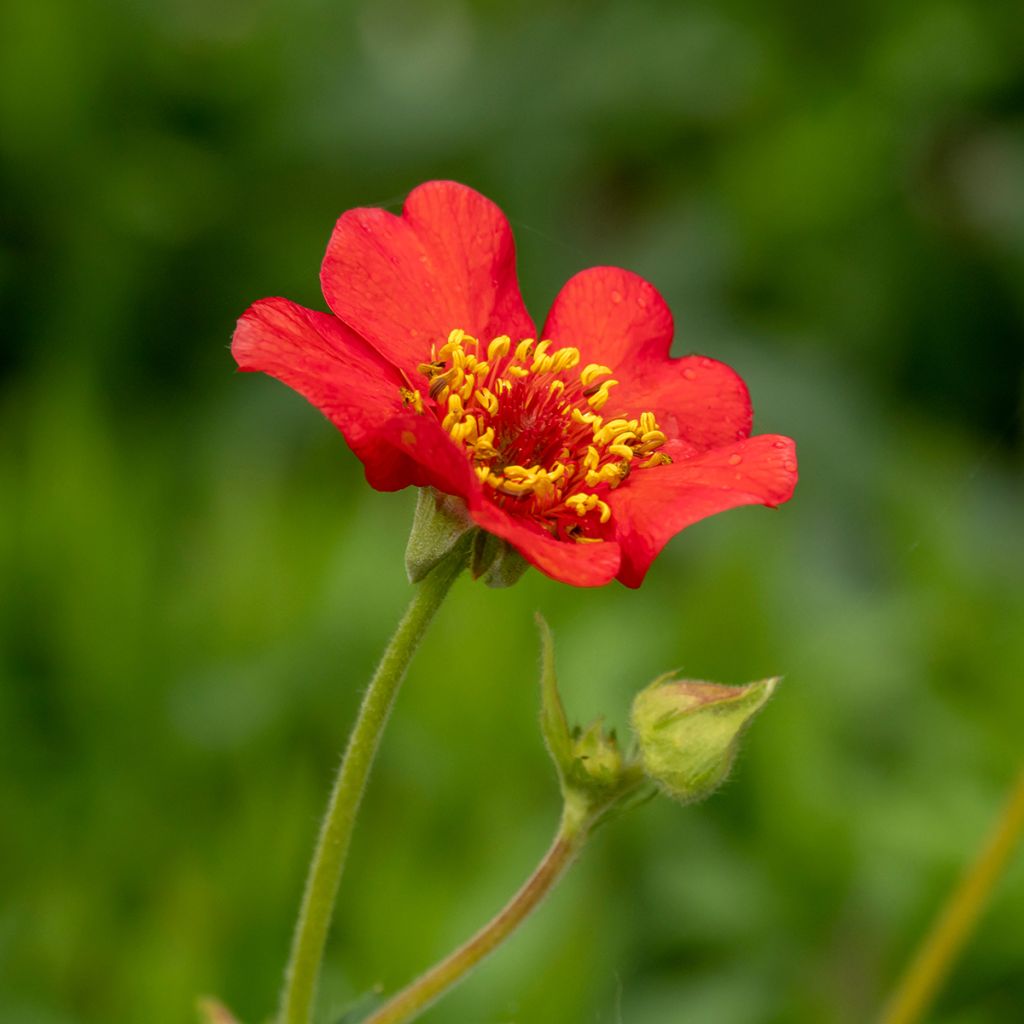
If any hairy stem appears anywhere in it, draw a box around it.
[279,537,471,1024]
[361,806,591,1024]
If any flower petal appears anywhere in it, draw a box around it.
[609,435,798,588]
[543,267,752,450]
[467,500,622,587]
[321,181,536,378]
[232,297,475,494]
[542,266,674,369]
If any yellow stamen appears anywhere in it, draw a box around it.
[410,329,671,536]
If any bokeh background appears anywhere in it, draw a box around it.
[2,1,1023,1022]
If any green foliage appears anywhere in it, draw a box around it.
[2,2,1023,1023]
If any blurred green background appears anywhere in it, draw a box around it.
[2,1,1023,1022]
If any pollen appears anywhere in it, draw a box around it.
[403,330,671,542]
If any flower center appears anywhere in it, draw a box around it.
[401,329,671,542]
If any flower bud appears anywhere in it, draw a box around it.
[570,719,624,789]
[630,676,778,804]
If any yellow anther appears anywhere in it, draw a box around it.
[640,429,666,444]
[529,340,553,372]
[429,369,458,401]
[508,365,529,378]
[612,431,637,446]
[639,412,656,434]
[496,478,535,496]
[496,378,513,393]
[471,360,490,378]
[549,347,581,372]
[571,408,602,427]
[503,465,536,480]
[487,336,511,361]
[476,387,498,415]
[417,360,446,377]
[609,444,634,460]
[583,446,601,471]
[472,428,498,459]
[549,380,565,397]
[514,339,535,362]
[475,466,491,483]
[641,452,673,468]
[580,363,613,387]
[446,328,465,346]
[595,500,611,524]
[587,382,618,410]
[447,394,464,417]
[546,462,566,482]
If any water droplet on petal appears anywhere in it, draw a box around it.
[637,293,648,309]
[728,453,743,466]
[611,290,623,304]
[683,368,697,380]
[772,440,787,449]
[783,459,797,472]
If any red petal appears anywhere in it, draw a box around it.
[232,297,474,494]
[543,267,752,450]
[467,501,622,587]
[608,435,798,588]
[320,181,536,378]
[623,355,753,451]
[542,266,674,369]
[363,413,481,497]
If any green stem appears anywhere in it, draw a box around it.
[879,766,1024,1024]
[279,537,472,1024]
[361,805,592,1024]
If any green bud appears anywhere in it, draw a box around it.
[570,719,623,790]
[537,614,638,810]
[631,676,778,804]
[404,487,473,583]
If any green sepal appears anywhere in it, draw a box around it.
[471,530,530,588]
[535,615,647,829]
[405,488,474,583]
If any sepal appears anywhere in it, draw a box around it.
[405,487,474,583]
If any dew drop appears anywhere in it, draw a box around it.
[683,368,697,380]
[728,453,743,466]
[636,293,648,309]
[611,289,623,304]
[772,440,787,449]
[783,459,797,472]
[735,429,746,440]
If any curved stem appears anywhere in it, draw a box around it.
[279,537,471,1024]
[879,766,1024,1024]
[362,808,590,1024]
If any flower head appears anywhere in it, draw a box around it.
[232,181,797,587]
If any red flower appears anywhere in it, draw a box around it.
[232,181,797,588]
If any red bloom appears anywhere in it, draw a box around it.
[232,181,797,588]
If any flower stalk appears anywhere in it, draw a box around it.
[359,803,591,1024]
[878,766,1024,1024]
[279,533,473,1024]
